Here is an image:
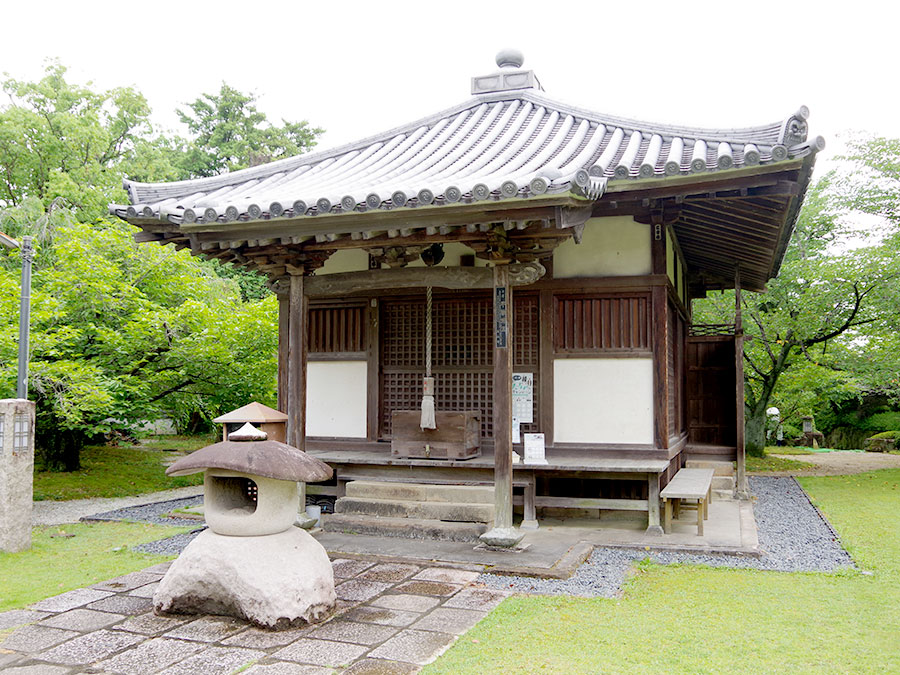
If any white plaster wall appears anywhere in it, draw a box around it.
[317,249,370,275]
[553,358,654,444]
[306,361,367,438]
[553,216,651,278]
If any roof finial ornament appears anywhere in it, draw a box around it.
[496,48,524,69]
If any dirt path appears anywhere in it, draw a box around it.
[765,451,900,476]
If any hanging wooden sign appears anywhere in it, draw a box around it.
[495,286,508,349]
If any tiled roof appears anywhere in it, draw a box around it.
[113,90,822,228]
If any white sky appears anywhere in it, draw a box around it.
[2,0,899,172]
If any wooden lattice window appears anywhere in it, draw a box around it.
[308,305,366,354]
[553,294,651,353]
[380,293,540,439]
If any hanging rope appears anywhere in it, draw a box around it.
[420,285,436,429]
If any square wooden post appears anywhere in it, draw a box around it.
[735,266,749,499]
[479,264,523,548]
[651,222,669,451]
[277,293,289,414]
[287,273,315,529]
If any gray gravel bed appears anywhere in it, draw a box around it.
[84,495,204,528]
[134,530,204,555]
[477,476,856,597]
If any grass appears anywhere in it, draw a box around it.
[745,452,810,473]
[33,434,212,501]
[426,468,900,674]
[0,521,192,612]
[766,446,815,455]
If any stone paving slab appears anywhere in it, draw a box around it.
[335,579,393,602]
[110,612,189,636]
[369,593,441,613]
[95,636,204,674]
[161,645,265,674]
[3,664,71,675]
[412,567,481,585]
[272,637,369,667]
[87,593,153,615]
[331,559,376,578]
[342,658,420,674]
[0,609,51,630]
[245,663,334,675]
[163,616,246,643]
[358,563,420,583]
[223,626,312,649]
[29,588,113,612]
[305,620,398,646]
[1,624,81,652]
[341,605,422,628]
[6,555,508,673]
[410,607,487,634]
[92,572,163,593]
[37,628,144,665]
[39,608,126,632]
[368,629,457,666]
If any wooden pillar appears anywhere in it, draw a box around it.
[286,273,308,451]
[735,266,749,498]
[277,293,289,413]
[647,473,663,535]
[287,272,315,528]
[479,264,523,548]
[651,222,669,450]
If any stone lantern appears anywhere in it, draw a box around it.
[153,423,336,629]
[213,401,288,443]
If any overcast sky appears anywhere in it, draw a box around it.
[2,0,898,170]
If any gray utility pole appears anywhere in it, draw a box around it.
[0,232,33,399]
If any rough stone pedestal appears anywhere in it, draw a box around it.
[154,527,336,629]
[1,399,35,553]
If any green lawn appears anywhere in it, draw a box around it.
[745,451,810,473]
[426,469,900,674]
[0,521,191,612]
[33,435,212,501]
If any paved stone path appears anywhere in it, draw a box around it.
[0,558,509,674]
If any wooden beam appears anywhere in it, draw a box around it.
[304,262,546,297]
[366,299,380,441]
[287,274,308,451]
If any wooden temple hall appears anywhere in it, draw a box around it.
[113,50,822,546]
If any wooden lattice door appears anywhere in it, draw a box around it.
[379,292,540,440]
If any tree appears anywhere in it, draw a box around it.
[694,141,900,456]
[0,65,323,470]
[0,203,278,470]
[175,83,323,177]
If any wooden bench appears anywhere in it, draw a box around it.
[660,468,714,535]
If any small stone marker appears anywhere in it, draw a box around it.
[153,422,337,629]
[0,398,35,553]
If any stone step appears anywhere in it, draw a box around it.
[323,513,488,542]
[712,475,735,491]
[713,488,735,500]
[335,496,495,523]
[685,460,735,477]
[345,481,493,504]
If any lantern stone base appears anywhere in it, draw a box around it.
[154,527,336,629]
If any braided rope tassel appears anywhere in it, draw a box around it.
[420,285,436,430]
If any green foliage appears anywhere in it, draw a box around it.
[868,430,900,441]
[175,83,323,177]
[0,62,159,220]
[0,521,189,612]
[428,470,900,674]
[0,206,278,469]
